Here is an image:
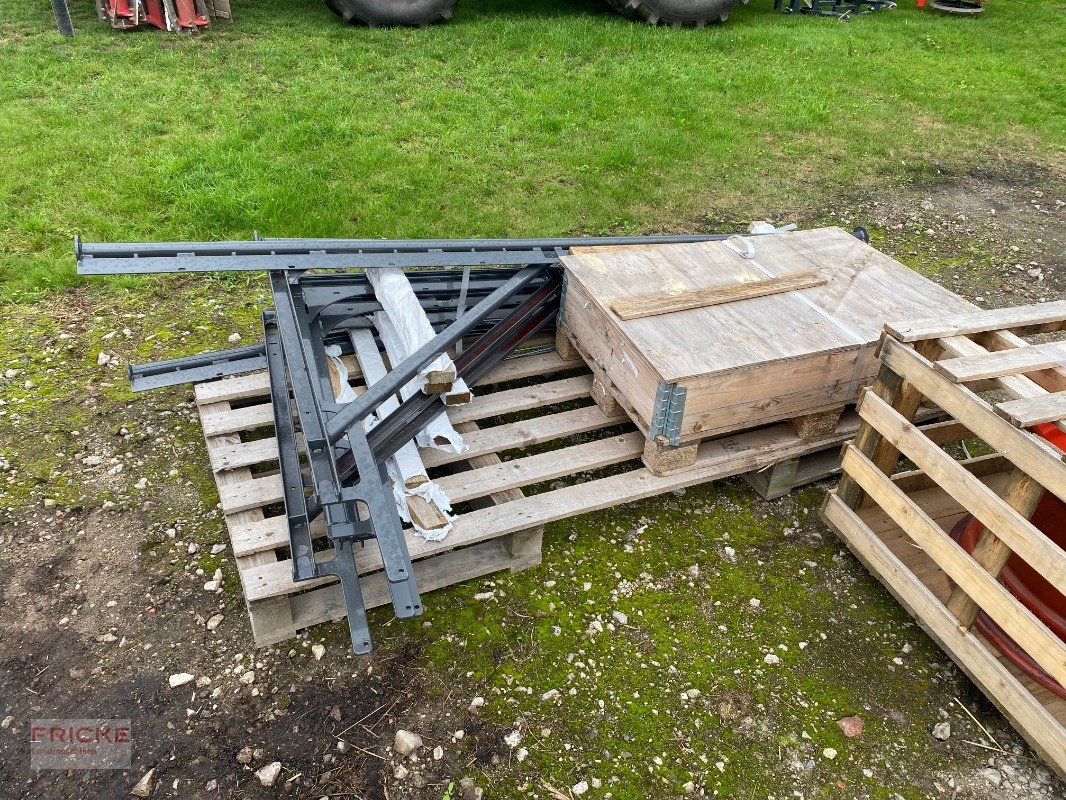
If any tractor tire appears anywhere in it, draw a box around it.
[326,0,457,26]
[605,0,741,25]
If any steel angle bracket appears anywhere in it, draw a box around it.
[649,381,687,446]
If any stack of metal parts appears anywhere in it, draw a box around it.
[76,234,731,651]
[96,0,220,31]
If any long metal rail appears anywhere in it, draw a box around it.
[74,234,736,274]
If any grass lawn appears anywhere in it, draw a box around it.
[0,0,1063,299]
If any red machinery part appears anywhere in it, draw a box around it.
[949,423,1066,700]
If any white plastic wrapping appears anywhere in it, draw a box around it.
[366,267,453,393]
[323,345,360,403]
[373,312,468,455]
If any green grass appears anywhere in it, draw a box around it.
[0,0,1063,299]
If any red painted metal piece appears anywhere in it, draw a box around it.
[143,0,167,28]
[949,423,1066,700]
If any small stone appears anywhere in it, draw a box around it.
[312,643,326,661]
[130,767,155,797]
[468,696,485,711]
[255,761,282,787]
[473,591,495,601]
[330,706,342,722]
[239,670,255,685]
[228,333,242,343]
[0,716,13,729]
[236,746,253,764]
[168,672,195,688]
[195,677,212,688]
[206,614,223,631]
[133,477,148,490]
[681,688,701,701]
[683,781,695,794]
[763,654,781,666]
[187,543,199,555]
[515,747,529,763]
[95,633,118,643]
[393,730,423,756]
[433,745,443,760]
[336,740,350,754]
[612,610,628,626]
[749,598,761,608]
[393,765,409,780]
[210,543,227,555]
[837,715,864,738]
[541,689,560,702]
[931,721,951,740]
[97,352,111,366]
[503,730,522,748]
[205,779,217,791]
[822,747,838,760]
[980,767,1003,788]
[43,498,56,508]
[572,780,589,796]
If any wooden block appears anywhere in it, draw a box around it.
[611,271,827,321]
[407,494,450,532]
[555,326,576,359]
[743,457,800,501]
[642,437,699,476]
[787,406,844,441]
[591,374,621,416]
[935,341,1066,384]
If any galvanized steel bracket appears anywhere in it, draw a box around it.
[649,381,687,446]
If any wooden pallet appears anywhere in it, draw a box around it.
[821,301,1066,776]
[196,344,885,649]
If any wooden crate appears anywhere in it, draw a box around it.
[820,300,1066,776]
[559,227,975,445]
[195,346,873,649]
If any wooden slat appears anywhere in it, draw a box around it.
[445,375,593,424]
[218,474,282,515]
[208,437,281,472]
[421,404,627,469]
[937,334,1066,436]
[857,391,1066,589]
[200,403,274,437]
[878,338,1066,493]
[887,301,1066,342]
[191,350,584,407]
[822,492,1066,777]
[840,445,1066,688]
[610,272,827,321]
[436,432,645,503]
[242,413,864,602]
[996,392,1066,428]
[936,341,1066,383]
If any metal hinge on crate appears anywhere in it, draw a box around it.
[649,382,687,446]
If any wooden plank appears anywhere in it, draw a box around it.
[208,437,281,472]
[887,301,1066,343]
[481,350,584,384]
[200,403,274,438]
[242,414,864,602]
[194,371,271,405]
[823,493,1066,776]
[436,432,645,504]
[936,342,1066,383]
[937,334,1066,436]
[421,404,627,469]
[445,375,593,424]
[218,474,282,515]
[878,338,1066,494]
[610,272,827,321]
[840,445,1066,688]
[996,392,1066,428]
[857,391,1066,589]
